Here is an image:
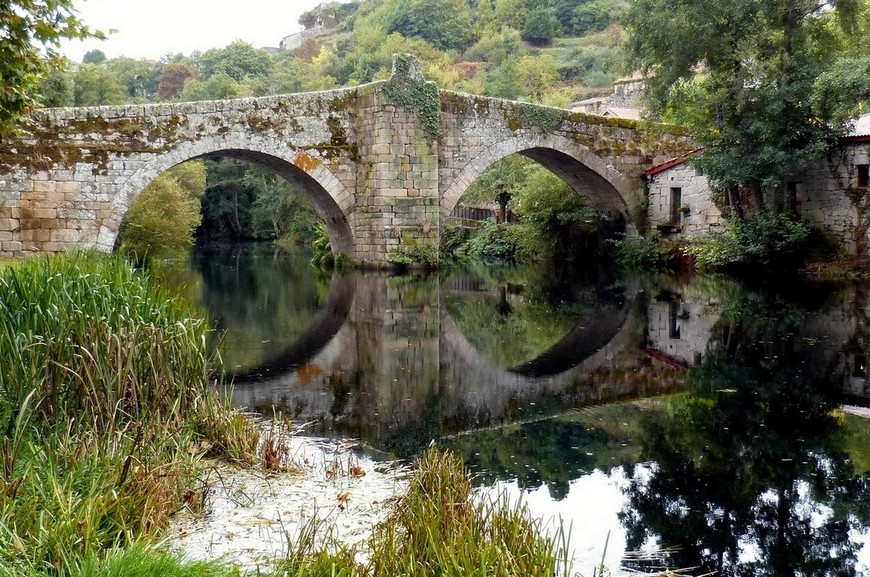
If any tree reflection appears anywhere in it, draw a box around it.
[620,287,870,576]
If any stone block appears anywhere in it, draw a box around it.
[32,180,56,193]
[0,219,17,232]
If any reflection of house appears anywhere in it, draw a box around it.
[570,78,644,119]
[646,287,721,368]
[644,114,870,253]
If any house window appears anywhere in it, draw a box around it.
[670,187,682,224]
[668,301,682,339]
[854,354,867,378]
[695,166,704,177]
[786,181,798,214]
[858,164,869,188]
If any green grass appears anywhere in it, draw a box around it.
[0,251,258,576]
[274,448,572,577]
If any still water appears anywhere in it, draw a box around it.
[171,243,870,576]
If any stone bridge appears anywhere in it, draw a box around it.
[0,55,690,266]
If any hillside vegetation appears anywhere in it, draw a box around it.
[41,0,629,110]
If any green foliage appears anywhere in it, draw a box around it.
[199,159,320,244]
[118,161,205,261]
[521,8,563,45]
[609,233,666,269]
[383,0,476,51]
[179,71,250,101]
[199,41,272,83]
[0,1,103,133]
[463,28,525,66]
[389,243,440,269]
[812,56,870,130]
[72,544,236,577]
[73,64,127,107]
[466,222,548,263]
[36,67,74,108]
[684,213,813,270]
[0,252,259,575]
[381,54,441,141]
[623,0,862,206]
[82,49,107,65]
[107,57,161,101]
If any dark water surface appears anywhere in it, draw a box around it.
[171,243,870,576]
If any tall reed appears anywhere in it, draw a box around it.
[0,252,258,576]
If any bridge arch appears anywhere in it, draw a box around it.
[440,133,635,225]
[98,135,356,255]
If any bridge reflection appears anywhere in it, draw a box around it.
[229,272,687,454]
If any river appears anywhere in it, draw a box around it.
[165,242,870,577]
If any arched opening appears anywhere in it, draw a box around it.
[105,146,355,260]
[114,149,356,376]
[442,150,627,266]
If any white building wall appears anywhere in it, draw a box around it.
[647,162,723,237]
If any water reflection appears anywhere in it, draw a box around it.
[174,245,870,576]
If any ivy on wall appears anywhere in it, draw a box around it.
[381,54,441,142]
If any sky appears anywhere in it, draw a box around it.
[62,0,336,62]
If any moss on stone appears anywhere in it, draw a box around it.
[381,54,441,142]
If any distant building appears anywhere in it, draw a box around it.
[278,2,355,51]
[571,78,645,119]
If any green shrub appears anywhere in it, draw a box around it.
[610,233,665,269]
[685,212,812,271]
[466,222,548,264]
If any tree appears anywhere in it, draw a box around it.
[521,8,562,45]
[199,41,272,82]
[118,161,206,261]
[0,1,103,133]
[157,62,198,100]
[36,68,74,108]
[73,64,126,106]
[516,53,559,102]
[623,0,862,214]
[384,0,476,51]
[106,57,160,101]
[178,72,249,102]
[81,49,106,65]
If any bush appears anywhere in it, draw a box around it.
[118,162,206,262]
[466,222,548,263]
[610,232,665,269]
[684,212,812,271]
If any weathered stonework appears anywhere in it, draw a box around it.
[794,141,870,254]
[0,55,690,264]
[647,159,723,237]
[646,135,870,255]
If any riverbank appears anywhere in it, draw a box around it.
[0,252,572,577]
[168,433,408,570]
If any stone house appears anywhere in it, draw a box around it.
[644,114,870,253]
[645,149,723,237]
[790,114,870,253]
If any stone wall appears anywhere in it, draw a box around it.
[794,141,870,252]
[647,161,723,237]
